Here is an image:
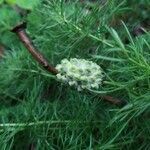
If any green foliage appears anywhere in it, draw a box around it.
[0,0,4,4]
[15,0,40,9]
[0,0,150,149]
[0,5,21,47]
[1,0,40,9]
[5,0,16,4]
[0,5,20,29]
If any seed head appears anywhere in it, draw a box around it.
[56,58,103,91]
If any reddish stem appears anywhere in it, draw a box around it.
[0,44,5,57]
[102,96,127,106]
[11,22,127,107]
[11,22,58,75]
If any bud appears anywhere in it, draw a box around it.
[56,58,103,90]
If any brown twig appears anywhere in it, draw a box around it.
[28,143,35,150]
[0,43,9,58]
[102,96,127,107]
[0,44,5,58]
[11,22,58,75]
[11,22,127,107]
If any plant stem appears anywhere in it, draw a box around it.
[103,96,127,107]
[11,22,58,75]
[11,22,127,107]
[0,120,100,128]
